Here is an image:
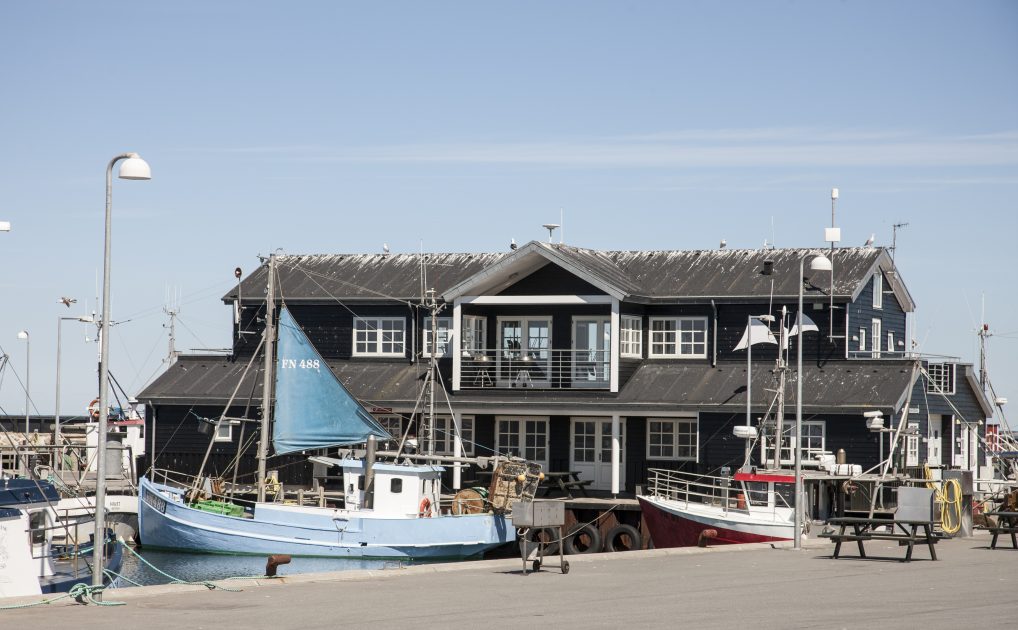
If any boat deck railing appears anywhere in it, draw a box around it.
[645,468,791,516]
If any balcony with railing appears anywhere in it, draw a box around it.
[458,347,610,390]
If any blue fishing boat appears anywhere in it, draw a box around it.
[138,306,516,560]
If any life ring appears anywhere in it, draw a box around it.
[418,497,433,518]
[87,398,101,420]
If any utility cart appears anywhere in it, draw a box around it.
[512,500,569,575]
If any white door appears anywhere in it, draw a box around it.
[928,415,943,466]
[956,423,969,469]
[572,317,611,387]
[571,418,625,491]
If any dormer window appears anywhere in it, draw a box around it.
[873,273,883,309]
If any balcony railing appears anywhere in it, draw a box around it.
[458,347,610,390]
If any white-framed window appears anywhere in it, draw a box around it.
[649,317,707,358]
[871,319,882,358]
[374,414,405,448]
[620,315,642,358]
[214,420,239,443]
[433,415,474,456]
[461,315,487,356]
[927,362,956,394]
[422,317,453,357]
[646,418,698,461]
[873,273,883,309]
[497,318,551,387]
[495,416,548,467]
[766,421,825,464]
[354,317,406,357]
[906,421,920,467]
[887,332,895,354]
[858,327,867,352]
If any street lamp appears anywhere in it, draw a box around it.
[93,153,151,595]
[17,330,29,434]
[55,311,95,462]
[795,252,832,551]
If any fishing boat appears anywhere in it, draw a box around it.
[0,478,123,598]
[139,260,521,560]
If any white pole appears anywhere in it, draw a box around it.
[745,315,752,468]
[611,414,621,495]
[795,256,806,551]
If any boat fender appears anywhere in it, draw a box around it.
[265,554,292,577]
[697,529,718,547]
[604,524,642,552]
[419,497,433,518]
[563,524,602,555]
[842,480,858,495]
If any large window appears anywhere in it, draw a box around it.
[496,417,548,466]
[422,317,453,357]
[461,315,487,356]
[433,415,474,456]
[873,273,883,309]
[767,421,825,464]
[354,317,406,357]
[927,362,956,394]
[649,317,707,358]
[620,315,642,358]
[647,418,698,461]
[374,414,405,449]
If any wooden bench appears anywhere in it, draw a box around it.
[981,511,1018,549]
[820,517,944,562]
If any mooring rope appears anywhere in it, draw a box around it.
[117,541,243,592]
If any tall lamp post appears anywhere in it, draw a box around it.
[55,312,95,463]
[794,252,832,551]
[92,153,151,595]
[17,331,29,434]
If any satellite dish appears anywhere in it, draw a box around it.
[541,223,560,243]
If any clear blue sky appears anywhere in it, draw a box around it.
[1,1,1015,422]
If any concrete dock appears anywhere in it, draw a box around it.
[3,536,1014,628]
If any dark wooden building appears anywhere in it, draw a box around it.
[138,242,993,492]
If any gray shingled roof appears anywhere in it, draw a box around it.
[223,243,892,306]
[139,355,915,415]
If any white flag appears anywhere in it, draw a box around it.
[734,318,777,351]
[782,312,820,350]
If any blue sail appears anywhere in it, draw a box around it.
[273,308,391,454]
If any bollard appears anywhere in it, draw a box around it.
[265,554,292,577]
[697,529,718,547]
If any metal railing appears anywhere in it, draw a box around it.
[645,468,791,517]
[458,347,610,390]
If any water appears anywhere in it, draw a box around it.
[115,548,392,587]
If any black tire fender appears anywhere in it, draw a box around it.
[604,524,642,552]
[563,523,602,555]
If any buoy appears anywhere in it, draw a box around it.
[736,493,746,510]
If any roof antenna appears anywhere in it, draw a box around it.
[824,188,842,342]
[559,208,564,244]
[542,223,560,243]
[890,222,908,264]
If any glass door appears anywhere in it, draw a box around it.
[571,418,625,490]
[497,317,551,387]
[572,317,611,387]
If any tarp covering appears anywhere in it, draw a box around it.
[272,308,391,454]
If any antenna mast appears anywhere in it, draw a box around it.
[257,253,277,503]
[890,222,909,264]
[163,304,180,365]
[825,189,841,340]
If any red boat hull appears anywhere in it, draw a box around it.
[638,497,792,548]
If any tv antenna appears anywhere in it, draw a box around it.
[890,222,909,263]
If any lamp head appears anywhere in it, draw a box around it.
[810,254,833,272]
[17,330,28,340]
[118,153,152,180]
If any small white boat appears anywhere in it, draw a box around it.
[0,479,122,599]
[638,469,796,547]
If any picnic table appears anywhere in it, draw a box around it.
[983,511,1018,549]
[538,471,593,499]
[820,517,943,562]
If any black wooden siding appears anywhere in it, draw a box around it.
[848,271,907,356]
[498,263,606,296]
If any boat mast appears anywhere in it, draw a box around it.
[774,306,788,468]
[426,288,438,458]
[257,253,277,503]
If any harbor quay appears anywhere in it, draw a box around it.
[3,536,1013,629]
